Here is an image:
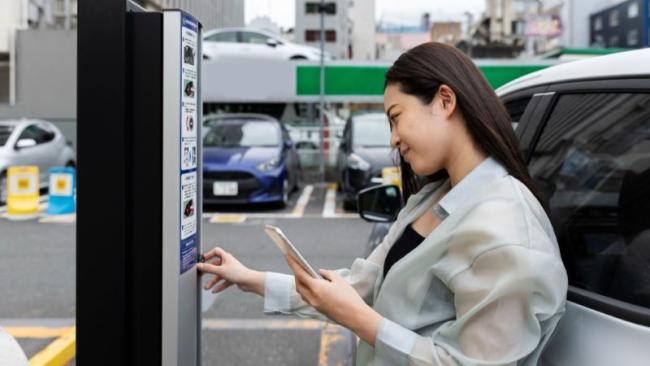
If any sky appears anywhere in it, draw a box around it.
[244,0,486,30]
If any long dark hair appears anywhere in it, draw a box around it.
[385,42,545,209]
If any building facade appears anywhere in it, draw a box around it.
[138,0,244,29]
[294,0,352,59]
[534,0,631,50]
[590,0,649,48]
[348,0,376,60]
[430,22,462,45]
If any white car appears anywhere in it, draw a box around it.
[0,119,76,204]
[202,28,331,61]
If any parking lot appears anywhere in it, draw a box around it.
[0,183,372,365]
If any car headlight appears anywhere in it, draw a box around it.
[257,158,280,172]
[347,153,371,171]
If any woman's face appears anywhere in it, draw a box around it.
[384,83,454,176]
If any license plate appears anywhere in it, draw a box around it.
[213,181,238,196]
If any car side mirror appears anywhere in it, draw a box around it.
[266,39,279,47]
[15,138,37,150]
[357,184,402,223]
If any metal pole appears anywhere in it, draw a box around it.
[64,0,71,30]
[318,0,325,181]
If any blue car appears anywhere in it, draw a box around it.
[202,114,300,207]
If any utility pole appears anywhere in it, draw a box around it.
[318,0,326,181]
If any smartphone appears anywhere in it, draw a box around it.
[264,224,323,279]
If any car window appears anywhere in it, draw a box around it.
[528,93,650,309]
[352,116,391,147]
[204,31,238,43]
[0,125,14,146]
[240,31,271,45]
[504,97,532,130]
[203,119,281,147]
[18,125,54,145]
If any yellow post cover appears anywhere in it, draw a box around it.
[7,166,40,216]
[381,166,402,189]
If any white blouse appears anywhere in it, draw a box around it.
[264,157,568,365]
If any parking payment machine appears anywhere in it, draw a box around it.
[162,10,203,366]
[77,4,203,365]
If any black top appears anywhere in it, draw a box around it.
[383,224,425,278]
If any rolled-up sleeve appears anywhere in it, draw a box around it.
[263,272,294,314]
[371,244,567,366]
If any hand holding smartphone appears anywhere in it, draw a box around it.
[264,225,323,279]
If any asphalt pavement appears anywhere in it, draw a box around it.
[0,183,374,365]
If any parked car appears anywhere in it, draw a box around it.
[202,28,331,61]
[0,119,76,204]
[360,48,650,365]
[336,112,397,209]
[202,114,300,207]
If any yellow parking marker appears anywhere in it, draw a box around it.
[4,326,71,339]
[318,323,350,366]
[28,327,75,366]
[209,214,247,224]
[382,166,402,188]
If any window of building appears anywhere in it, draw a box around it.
[628,29,639,46]
[593,34,605,47]
[610,9,620,27]
[610,35,620,47]
[305,29,337,42]
[594,16,603,31]
[305,30,318,41]
[628,1,639,18]
[528,93,650,308]
[305,2,337,15]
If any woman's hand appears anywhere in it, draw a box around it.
[285,255,383,346]
[197,247,265,296]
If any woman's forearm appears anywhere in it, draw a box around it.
[349,304,383,347]
[239,270,266,296]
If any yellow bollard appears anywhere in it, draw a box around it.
[381,166,402,190]
[7,166,40,217]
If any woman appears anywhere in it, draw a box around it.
[197,42,568,365]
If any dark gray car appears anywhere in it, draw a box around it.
[336,112,397,210]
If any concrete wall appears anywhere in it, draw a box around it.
[0,63,9,103]
[349,0,376,60]
[0,30,77,146]
[145,0,244,29]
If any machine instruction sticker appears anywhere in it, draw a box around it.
[179,13,199,274]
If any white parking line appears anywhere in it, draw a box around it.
[322,183,337,218]
[201,183,360,221]
[323,183,358,219]
[291,184,313,218]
